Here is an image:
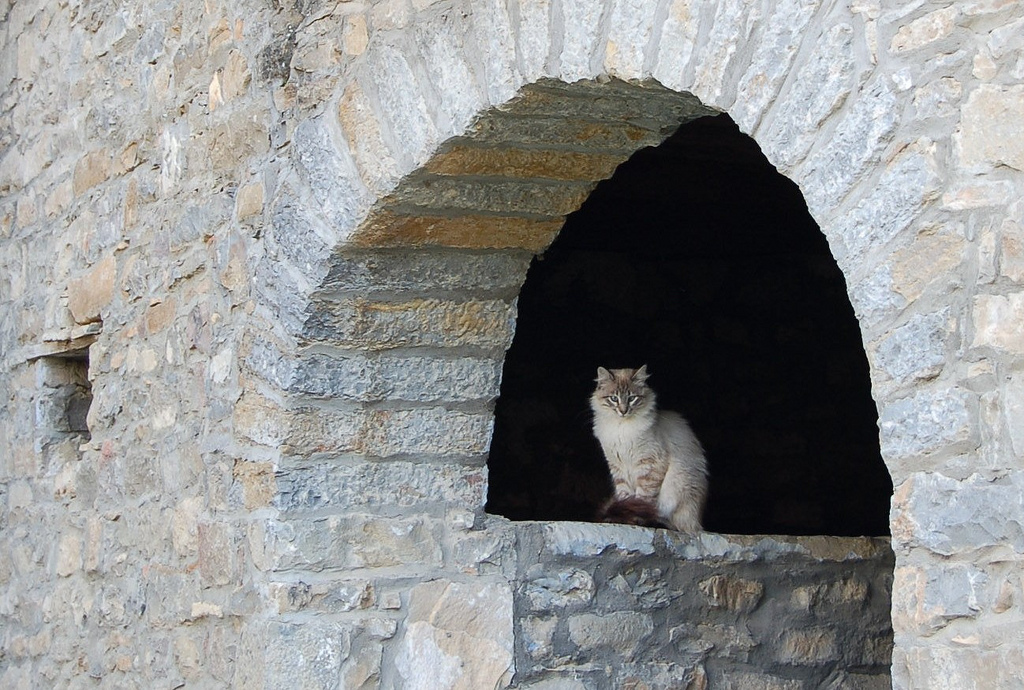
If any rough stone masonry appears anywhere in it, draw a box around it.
[2,0,1023,688]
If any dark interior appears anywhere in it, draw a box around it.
[485,114,892,537]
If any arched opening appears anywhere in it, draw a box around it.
[486,114,892,537]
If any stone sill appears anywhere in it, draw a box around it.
[509,519,892,564]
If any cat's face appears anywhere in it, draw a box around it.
[593,365,652,418]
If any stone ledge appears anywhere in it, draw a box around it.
[512,520,892,563]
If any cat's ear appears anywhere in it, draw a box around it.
[596,367,613,383]
[633,364,650,382]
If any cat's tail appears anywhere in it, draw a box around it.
[598,497,672,529]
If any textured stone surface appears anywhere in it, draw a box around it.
[959,84,1024,171]
[67,255,116,324]
[285,405,495,457]
[831,140,942,266]
[892,472,1024,556]
[395,579,515,690]
[879,388,977,464]
[972,292,1024,353]
[4,1,1024,688]
[512,523,893,688]
[872,309,950,385]
[254,515,443,572]
[303,297,517,350]
[275,459,486,513]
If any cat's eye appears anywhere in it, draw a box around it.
[608,395,619,404]
[629,395,641,404]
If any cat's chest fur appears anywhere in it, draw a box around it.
[593,414,662,480]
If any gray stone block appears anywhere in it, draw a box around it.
[366,42,440,170]
[303,296,517,350]
[387,172,594,216]
[291,352,502,403]
[800,77,900,218]
[731,0,819,133]
[895,471,1024,555]
[414,11,486,134]
[320,248,530,293]
[873,309,950,384]
[568,611,654,657]
[285,405,495,457]
[275,459,486,513]
[758,23,858,172]
[880,388,977,462]
[523,567,596,609]
[292,117,370,235]
[255,514,443,571]
[832,143,942,265]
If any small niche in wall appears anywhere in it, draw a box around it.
[28,324,99,441]
[485,115,892,538]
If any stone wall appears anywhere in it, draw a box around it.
[511,524,893,689]
[2,0,1024,688]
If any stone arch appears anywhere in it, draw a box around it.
[251,4,921,522]
[235,2,1015,687]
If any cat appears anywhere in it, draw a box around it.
[590,365,708,533]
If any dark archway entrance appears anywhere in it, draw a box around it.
[486,114,892,537]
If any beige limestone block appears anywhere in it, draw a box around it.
[144,298,176,335]
[16,195,37,227]
[198,522,235,585]
[235,181,263,219]
[972,292,1024,352]
[73,148,111,194]
[973,51,998,80]
[343,14,369,56]
[174,632,202,680]
[56,532,82,577]
[959,84,1024,171]
[209,72,224,111]
[44,179,74,218]
[793,577,870,611]
[172,496,203,556]
[699,574,764,613]
[117,142,139,175]
[220,50,251,100]
[292,37,340,72]
[208,18,233,53]
[234,391,289,446]
[779,627,837,664]
[1001,219,1024,282]
[942,179,1015,209]
[218,234,248,292]
[891,233,964,301]
[68,255,116,323]
[202,117,270,172]
[232,460,276,509]
[337,81,399,194]
[396,580,514,690]
[890,7,957,53]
